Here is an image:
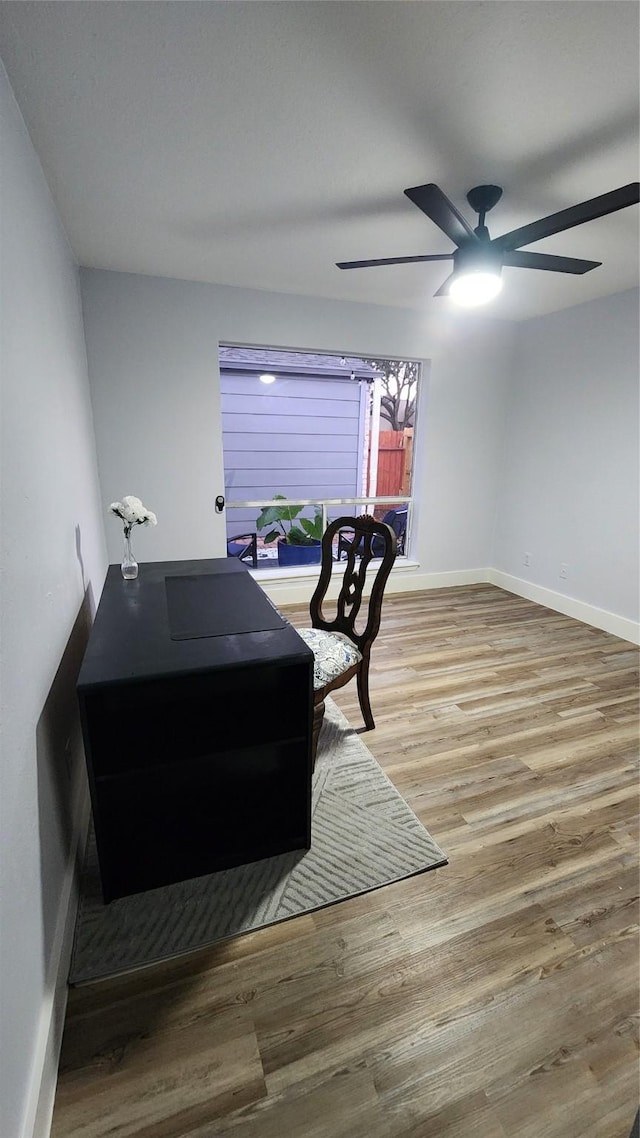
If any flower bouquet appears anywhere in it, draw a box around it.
[109,495,157,579]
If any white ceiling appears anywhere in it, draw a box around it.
[1,1,638,321]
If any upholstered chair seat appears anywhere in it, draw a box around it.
[297,628,363,690]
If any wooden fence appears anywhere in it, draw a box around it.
[376,428,413,496]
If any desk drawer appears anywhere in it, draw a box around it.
[81,661,312,777]
[93,737,311,900]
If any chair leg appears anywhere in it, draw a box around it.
[311,699,325,771]
[357,659,375,731]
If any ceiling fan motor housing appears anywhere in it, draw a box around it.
[453,243,503,277]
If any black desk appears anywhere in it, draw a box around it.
[77,558,314,901]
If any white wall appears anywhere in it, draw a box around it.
[0,66,107,1138]
[80,267,516,585]
[493,289,639,626]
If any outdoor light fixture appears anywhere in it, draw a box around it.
[448,244,503,307]
[259,373,276,384]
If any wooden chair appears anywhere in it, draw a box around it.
[297,515,397,768]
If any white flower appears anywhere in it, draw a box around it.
[108,496,158,529]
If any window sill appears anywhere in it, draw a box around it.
[249,556,419,584]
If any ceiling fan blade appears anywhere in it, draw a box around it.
[336,254,453,270]
[404,183,477,248]
[433,272,457,297]
[503,251,601,274]
[495,182,640,252]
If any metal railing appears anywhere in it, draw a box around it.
[226,495,412,565]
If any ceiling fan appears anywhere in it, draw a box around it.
[336,182,640,305]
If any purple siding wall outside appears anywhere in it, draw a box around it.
[221,369,368,541]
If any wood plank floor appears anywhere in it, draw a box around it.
[51,585,639,1138]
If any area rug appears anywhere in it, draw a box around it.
[69,697,447,984]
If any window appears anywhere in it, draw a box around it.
[220,345,419,570]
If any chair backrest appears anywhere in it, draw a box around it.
[310,515,397,653]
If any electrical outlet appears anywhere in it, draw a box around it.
[524,552,532,566]
[559,563,568,579]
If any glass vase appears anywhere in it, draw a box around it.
[121,529,138,580]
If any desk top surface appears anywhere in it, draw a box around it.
[78,558,312,689]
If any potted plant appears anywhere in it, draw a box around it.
[256,495,324,567]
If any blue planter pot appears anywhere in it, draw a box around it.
[277,539,322,568]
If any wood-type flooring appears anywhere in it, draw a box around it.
[51,585,639,1137]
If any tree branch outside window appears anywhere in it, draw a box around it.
[364,359,419,430]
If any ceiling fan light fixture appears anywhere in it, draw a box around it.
[449,269,503,306]
[337,181,639,304]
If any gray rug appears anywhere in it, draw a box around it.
[69,698,447,984]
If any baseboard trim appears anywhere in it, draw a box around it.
[262,564,639,643]
[487,569,640,645]
[23,780,90,1138]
